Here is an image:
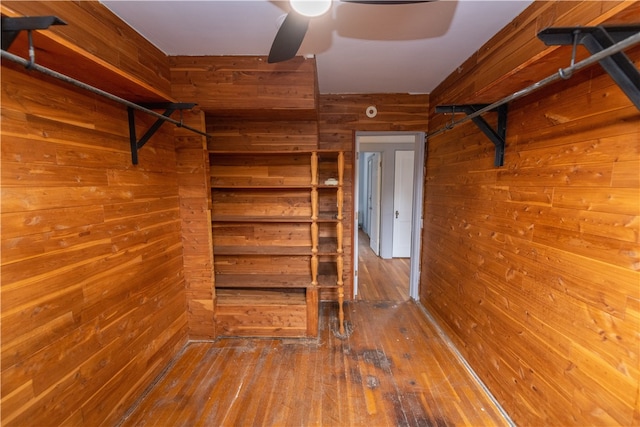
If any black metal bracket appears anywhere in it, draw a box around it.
[128,103,196,165]
[537,25,640,109]
[1,16,67,51]
[434,104,508,167]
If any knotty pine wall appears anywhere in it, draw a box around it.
[420,1,640,425]
[1,2,193,425]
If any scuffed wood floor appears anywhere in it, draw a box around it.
[119,301,510,426]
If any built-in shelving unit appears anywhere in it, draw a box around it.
[209,150,344,337]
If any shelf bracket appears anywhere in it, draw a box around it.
[128,103,196,165]
[1,16,67,51]
[434,104,508,167]
[537,25,640,109]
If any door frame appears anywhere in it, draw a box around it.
[353,131,425,300]
[365,152,382,256]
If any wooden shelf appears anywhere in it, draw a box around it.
[211,187,312,219]
[213,246,311,256]
[215,274,312,288]
[208,149,341,155]
[216,288,307,305]
[318,242,338,255]
[210,151,312,187]
[317,251,340,256]
[211,216,313,223]
[209,149,344,338]
[318,274,339,288]
[211,184,313,189]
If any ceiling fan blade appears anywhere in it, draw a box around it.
[268,12,310,63]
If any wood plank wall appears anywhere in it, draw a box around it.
[1,1,172,102]
[318,94,429,300]
[420,2,640,425]
[206,119,319,152]
[434,1,639,104]
[1,2,190,425]
[170,56,317,118]
[0,63,189,426]
[175,110,216,339]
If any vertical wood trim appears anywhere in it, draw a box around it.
[306,289,319,336]
[175,109,216,339]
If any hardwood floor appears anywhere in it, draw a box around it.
[119,301,510,426]
[118,231,510,426]
[357,229,410,302]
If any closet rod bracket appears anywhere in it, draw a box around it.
[537,25,640,109]
[1,16,67,51]
[434,104,508,167]
[128,103,196,165]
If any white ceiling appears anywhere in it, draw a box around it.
[101,0,534,94]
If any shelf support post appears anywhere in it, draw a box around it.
[435,104,508,167]
[336,151,345,336]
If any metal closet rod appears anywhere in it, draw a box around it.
[0,49,212,139]
[427,30,640,140]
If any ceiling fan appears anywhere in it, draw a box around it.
[268,0,431,63]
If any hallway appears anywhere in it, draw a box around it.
[357,229,410,302]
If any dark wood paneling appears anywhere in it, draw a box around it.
[421,2,640,425]
[318,93,429,301]
[1,63,187,425]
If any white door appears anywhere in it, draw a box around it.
[363,155,372,234]
[392,150,414,258]
[368,153,381,256]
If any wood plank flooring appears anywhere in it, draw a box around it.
[119,301,510,426]
[118,230,509,426]
[357,230,410,302]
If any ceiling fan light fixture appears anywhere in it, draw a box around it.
[290,0,332,17]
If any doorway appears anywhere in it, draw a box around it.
[353,132,425,301]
